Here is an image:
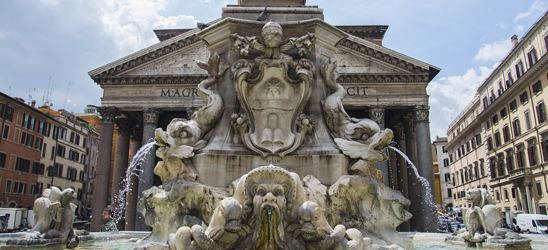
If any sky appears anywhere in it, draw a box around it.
[0,0,547,141]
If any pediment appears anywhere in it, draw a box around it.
[336,35,439,81]
[121,43,209,76]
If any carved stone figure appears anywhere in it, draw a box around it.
[155,52,229,183]
[231,21,314,59]
[14,187,78,248]
[320,59,393,164]
[446,188,531,248]
[296,201,347,250]
[169,198,248,250]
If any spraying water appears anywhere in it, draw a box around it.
[112,140,155,226]
[388,146,437,210]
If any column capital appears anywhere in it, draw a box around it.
[368,106,386,128]
[143,108,163,125]
[393,122,405,140]
[413,105,429,123]
[116,118,136,134]
[403,113,416,132]
[97,106,120,124]
[131,126,143,142]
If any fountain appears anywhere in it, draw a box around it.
[445,188,532,249]
[128,20,414,250]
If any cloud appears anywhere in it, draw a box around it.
[496,22,506,29]
[473,39,512,62]
[96,0,198,53]
[427,66,495,138]
[514,25,525,33]
[515,0,548,22]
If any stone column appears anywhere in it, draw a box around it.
[369,106,389,187]
[394,123,410,231]
[111,118,134,230]
[125,126,142,231]
[403,113,422,231]
[135,108,162,231]
[414,105,437,232]
[91,107,120,232]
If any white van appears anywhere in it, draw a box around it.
[515,213,548,234]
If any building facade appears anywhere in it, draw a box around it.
[433,136,453,210]
[448,11,548,215]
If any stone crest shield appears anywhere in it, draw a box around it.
[232,59,314,158]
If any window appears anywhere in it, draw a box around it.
[528,48,538,66]
[483,97,489,109]
[0,152,5,168]
[525,110,532,131]
[75,134,80,145]
[476,134,482,145]
[495,131,501,147]
[471,137,476,148]
[486,120,491,130]
[474,164,479,178]
[507,71,514,88]
[466,141,471,152]
[506,149,515,172]
[516,61,524,79]
[42,143,47,158]
[444,173,451,182]
[528,139,538,167]
[18,182,26,194]
[464,168,469,182]
[35,137,42,150]
[15,157,30,173]
[32,162,40,175]
[542,134,548,163]
[503,125,511,143]
[68,150,79,161]
[520,91,529,104]
[480,160,485,177]
[512,187,516,199]
[533,80,543,95]
[458,148,461,158]
[490,157,497,178]
[537,181,543,197]
[2,125,8,139]
[0,103,4,119]
[20,131,26,144]
[443,158,449,167]
[500,107,507,119]
[5,106,13,122]
[513,119,521,137]
[517,144,526,169]
[69,132,75,143]
[5,180,11,193]
[442,146,447,153]
[57,145,66,157]
[54,164,63,177]
[487,136,493,151]
[510,99,517,111]
[30,184,36,195]
[498,81,504,96]
[498,153,505,177]
[504,189,509,201]
[77,189,83,201]
[537,101,547,124]
[447,188,452,198]
[495,190,500,201]
[79,171,85,182]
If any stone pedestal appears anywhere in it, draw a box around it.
[91,107,119,232]
[136,108,162,231]
[126,127,142,231]
[112,118,133,230]
[414,105,437,232]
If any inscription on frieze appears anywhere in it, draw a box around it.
[160,88,199,97]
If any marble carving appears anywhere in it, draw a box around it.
[7,187,79,248]
[139,21,412,250]
[446,188,531,248]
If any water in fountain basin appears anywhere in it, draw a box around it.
[112,140,155,226]
[388,146,437,210]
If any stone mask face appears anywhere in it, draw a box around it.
[253,183,287,214]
